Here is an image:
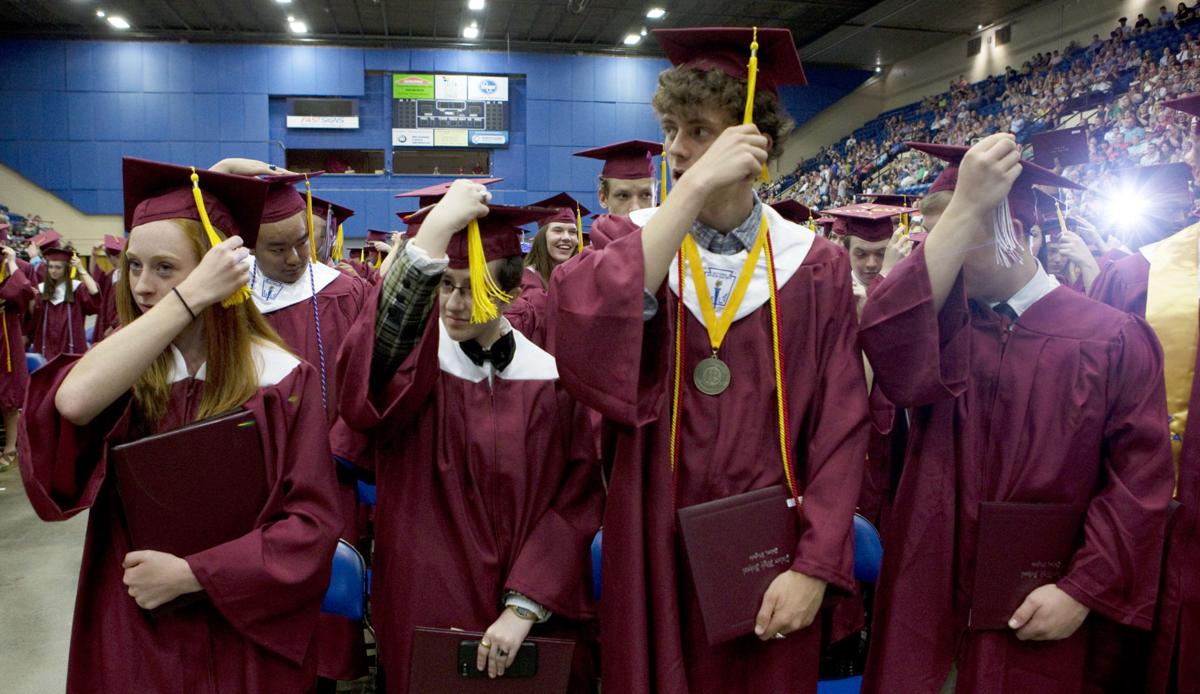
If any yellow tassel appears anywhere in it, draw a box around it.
[70,252,77,279]
[467,219,512,323]
[744,27,770,183]
[373,248,383,270]
[332,223,345,261]
[190,168,250,307]
[304,176,317,263]
[359,246,365,264]
[576,203,584,252]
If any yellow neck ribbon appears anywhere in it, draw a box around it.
[1145,222,1200,495]
[680,219,767,355]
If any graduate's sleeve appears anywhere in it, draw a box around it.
[859,243,972,408]
[1057,315,1173,630]
[75,282,98,315]
[504,396,605,620]
[17,355,131,520]
[789,251,869,593]
[1087,254,1146,314]
[548,216,671,427]
[334,278,441,432]
[186,363,341,666]
[0,266,35,310]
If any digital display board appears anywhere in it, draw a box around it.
[391,73,510,148]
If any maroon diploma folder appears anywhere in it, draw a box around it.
[676,485,799,644]
[968,502,1086,630]
[407,627,575,693]
[110,409,268,559]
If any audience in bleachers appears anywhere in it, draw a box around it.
[768,21,1199,211]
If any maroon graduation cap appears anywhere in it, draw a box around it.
[122,157,270,247]
[29,230,63,250]
[42,246,74,262]
[768,199,813,225]
[311,196,354,227]
[822,203,916,242]
[574,140,663,180]
[403,205,551,269]
[530,193,591,227]
[652,27,807,93]
[258,172,323,224]
[103,234,126,255]
[905,142,1084,228]
[394,178,504,208]
[1164,93,1200,117]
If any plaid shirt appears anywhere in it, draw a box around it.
[370,244,445,389]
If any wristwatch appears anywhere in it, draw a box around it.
[507,604,537,621]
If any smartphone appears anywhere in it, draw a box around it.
[458,640,539,679]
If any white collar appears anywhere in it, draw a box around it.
[167,340,300,387]
[37,279,81,305]
[988,261,1059,317]
[437,318,558,384]
[249,259,340,314]
[628,204,815,325]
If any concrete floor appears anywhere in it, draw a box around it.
[0,464,85,693]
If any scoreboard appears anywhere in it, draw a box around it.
[391,74,510,148]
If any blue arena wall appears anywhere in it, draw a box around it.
[0,39,869,238]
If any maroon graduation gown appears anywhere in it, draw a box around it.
[19,349,341,694]
[548,211,869,694]
[92,269,120,343]
[335,297,604,693]
[30,281,96,361]
[345,259,380,284]
[859,246,1173,694]
[252,263,371,681]
[0,265,34,409]
[1089,249,1200,694]
[506,268,552,350]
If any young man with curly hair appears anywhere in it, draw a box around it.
[549,28,869,693]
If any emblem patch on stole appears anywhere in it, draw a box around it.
[705,267,738,310]
[259,277,285,301]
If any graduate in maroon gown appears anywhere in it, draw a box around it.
[0,240,34,473]
[344,229,389,283]
[1089,151,1200,694]
[521,192,590,295]
[30,247,99,361]
[93,234,126,342]
[575,140,662,218]
[335,180,603,692]
[246,173,371,686]
[549,27,868,694]
[19,157,341,694]
[821,204,917,531]
[505,193,590,348]
[859,136,1174,694]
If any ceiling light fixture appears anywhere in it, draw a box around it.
[106,16,130,29]
[977,24,983,30]
[289,20,308,33]
[275,0,293,5]
[463,22,480,39]
[875,66,882,73]
[468,0,486,10]
[623,33,642,46]
[646,7,666,19]
[96,10,106,18]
